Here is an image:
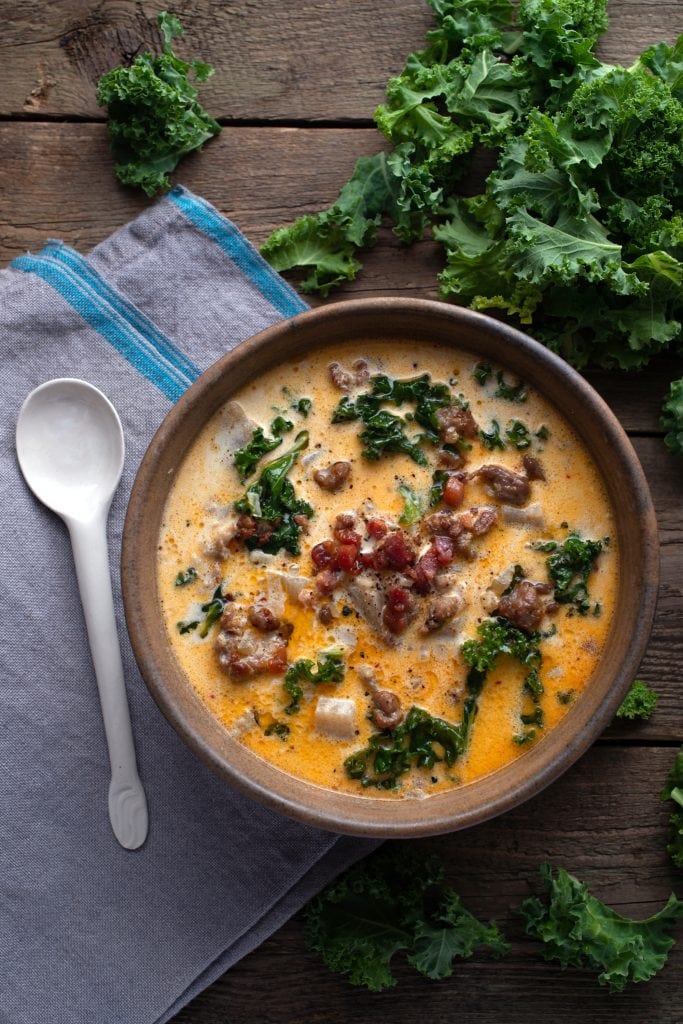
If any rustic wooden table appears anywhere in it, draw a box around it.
[2,2,682,1020]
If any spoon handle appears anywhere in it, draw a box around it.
[67,512,149,850]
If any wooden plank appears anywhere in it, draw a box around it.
[0,122,680,430]
[1,126,681,739]
[171,746,683,1024]
[0,0,680,119]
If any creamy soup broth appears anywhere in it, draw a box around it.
[158,340,617,797]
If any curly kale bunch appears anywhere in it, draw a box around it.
[261,0,683,454]
[305,845,509,990]
[97,12,220,195]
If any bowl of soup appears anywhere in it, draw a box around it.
[122,298,658,836]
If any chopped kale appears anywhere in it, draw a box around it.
[198,584,227,638]
[369,373,451,436]
[234,431,313,555]
[513,729,537,745]
[521,706,544,728]
[557,689,576,705]
[616,680,659,721]
[174,566,198,586]
[344,704,475,790]
[662,745,683,870]
[461,616,544,704]
[331,396,361,422]
[283,651,346,715]
[332,373,452,464]
[506,419,532,450]
[294,397,313,417]
[178,583,229,638]
[234,426,282,482]
[536,425,551,441]
[429,469,449,506]
[479,419,506,450]
[270,415,294,435]
[494,370,528,403]
[541,532,604,614]
[473,362,493,386]
[520,864,683,992]
[398,483,424,525]
[360,409,427,465]
[96,12,220,195]
[177,619,199,635]
[264,720,291,740]
[304,845,509,991]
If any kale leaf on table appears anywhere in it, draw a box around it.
[616,679,658,721]
[261,0,683,455]
[96,11,221,195]
[520,864,683,992]
[304,845,509,991]
[662,745,683,870]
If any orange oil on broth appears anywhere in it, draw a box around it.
[158,340,618,797]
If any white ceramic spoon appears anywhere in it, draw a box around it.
[16,378,148,850]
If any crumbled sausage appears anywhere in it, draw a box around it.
[410,536,454,594]
[424,510,465,540]
[317,604,334,625]
[371,689,404,730]
[328,361,354,390]
[215,604,289,678]
[459,505,498,536]
[436,405,479,444]
[497,580,553,632]
[472,464,531,506]
[313,461,352,492]
[234,514,257,541]
[523,454,546,481]
[352,358,370,384]
[247,605,281,632]
[438,447,466,469]
[421,590,465,633]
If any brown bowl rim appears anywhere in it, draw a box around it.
[122,297,659,837]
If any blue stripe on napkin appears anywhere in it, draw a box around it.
[167,186,308,320]
[38,241,202,382]
[11,253,195,402]
[12,189,307,402]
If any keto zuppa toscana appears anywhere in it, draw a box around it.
[158,340,617,797]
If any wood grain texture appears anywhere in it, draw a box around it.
[0,118,679,435]
[171,746,683,1024]
[3,3,682,1017]
[1,122,681,740]
[0,0,680,119]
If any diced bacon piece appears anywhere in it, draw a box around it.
[367,517,388,539]
[382,586,414,635]
[373,530,416,571]
[459,506,498,536]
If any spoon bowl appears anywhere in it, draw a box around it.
[16,378,125,521]
[16,378,148,850]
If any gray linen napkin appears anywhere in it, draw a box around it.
[0,187,375,1024]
